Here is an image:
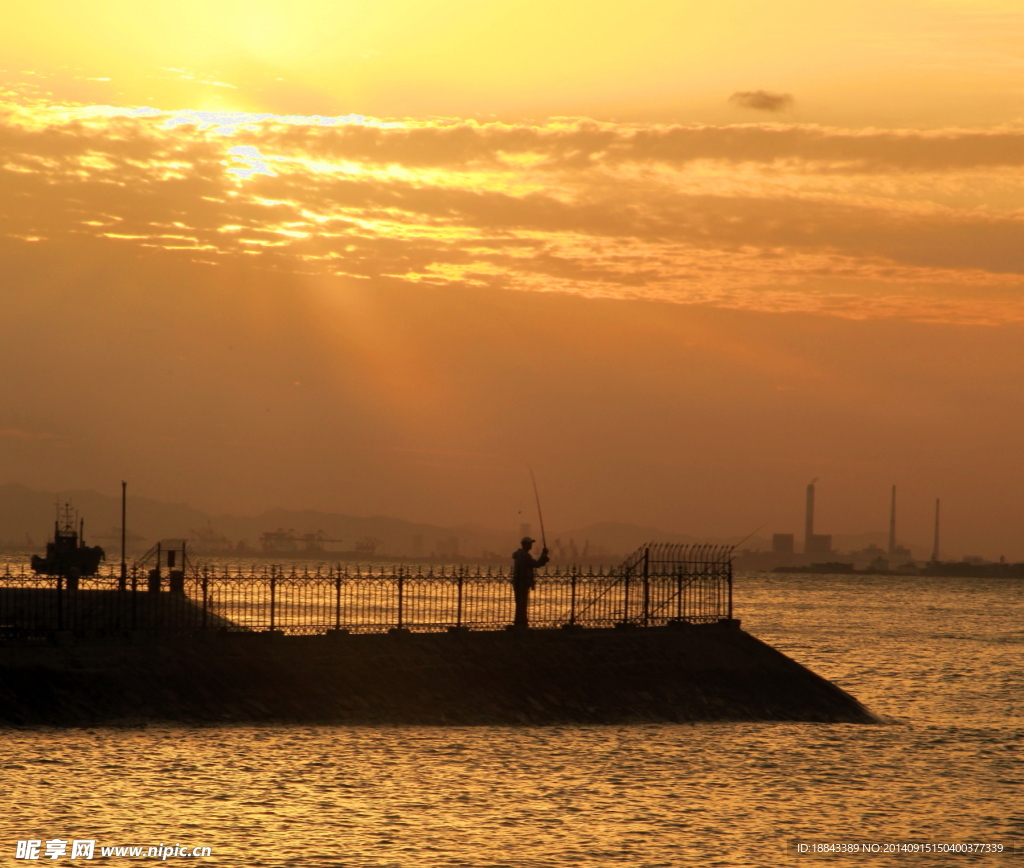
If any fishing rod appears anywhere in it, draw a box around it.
[528,466,547,551]
[731,523,767,551]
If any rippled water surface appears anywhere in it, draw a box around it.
[3,574,1022,866]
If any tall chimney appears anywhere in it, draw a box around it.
[931,498,940,563]
[888,484,897,556]
[804,478,817,553]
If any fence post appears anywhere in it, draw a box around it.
[456,568,463,628]
[570,568,577,625]
[623,566,630,624]
[642,546,650,627]
[676,569,683,621]
[56,574,63,632]
[270,571,276,632]
[334,571,342,631]
[727,559,733,621]
[397,572,404,630]
[201,569,208,631]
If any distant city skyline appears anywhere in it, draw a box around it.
[0,481,1009,563]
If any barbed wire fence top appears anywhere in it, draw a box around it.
[0,544,734,636]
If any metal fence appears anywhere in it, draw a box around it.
[0,545,733,637]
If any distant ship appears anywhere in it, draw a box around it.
[30,503,105,579]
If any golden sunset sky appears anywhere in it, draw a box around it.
[2,0,1023,556]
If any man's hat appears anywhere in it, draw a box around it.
[521,536,535,545]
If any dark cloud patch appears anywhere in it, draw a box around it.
[729,90,794,112]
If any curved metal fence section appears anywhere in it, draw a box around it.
[574,543,734,627]
[0,550,733,637]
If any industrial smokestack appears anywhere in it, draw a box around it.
[931,498,940,563]
[888,485,897,556]
[804,478,817,553]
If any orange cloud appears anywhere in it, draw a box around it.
[3,102,1024,325]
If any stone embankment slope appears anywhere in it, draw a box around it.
[0,626,877,725]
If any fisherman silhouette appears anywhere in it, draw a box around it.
[511,536,549,628]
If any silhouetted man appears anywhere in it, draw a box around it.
[511,536,548,628]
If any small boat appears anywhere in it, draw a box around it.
[30,503,105,580]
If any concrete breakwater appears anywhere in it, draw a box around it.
[0,625,877,725]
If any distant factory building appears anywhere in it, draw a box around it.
[772,533,795,554]
[887,485,913,562]
[804,477,828,554]
[806,533,833,554]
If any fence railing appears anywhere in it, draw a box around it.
[0,553,733,637]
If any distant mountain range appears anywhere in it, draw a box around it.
[0,483,717,561]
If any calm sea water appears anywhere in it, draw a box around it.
[2,573,1021,867]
